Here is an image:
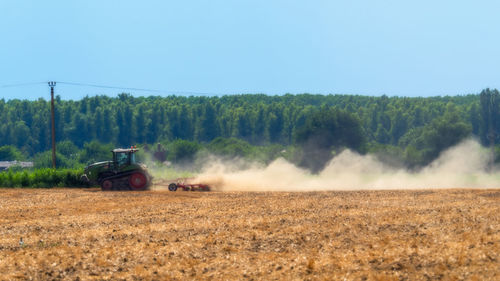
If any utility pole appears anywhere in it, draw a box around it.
[48,81,57,169]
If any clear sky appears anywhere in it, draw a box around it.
[1,0,499,100]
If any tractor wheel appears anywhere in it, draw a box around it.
[101,180,113,191]
[168,183,177,191]
[129,172,148,190]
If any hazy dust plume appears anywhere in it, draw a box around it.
[192,139,500,191]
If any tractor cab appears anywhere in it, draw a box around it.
[112,148,138,168]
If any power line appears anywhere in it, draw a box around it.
[0,81,216,96]
[57,81,215,96]
[57,81,166,93]
[1,82,46,88]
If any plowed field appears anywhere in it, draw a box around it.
[0,189,499,280]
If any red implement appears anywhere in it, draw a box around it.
[166,178,211,192]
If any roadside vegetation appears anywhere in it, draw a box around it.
[0,168,85,188]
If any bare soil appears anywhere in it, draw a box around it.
[0,188,499,280]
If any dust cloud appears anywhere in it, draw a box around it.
[191,139,500,191]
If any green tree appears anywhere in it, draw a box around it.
[479,88,500,145]
[0,145,26,161]
[79,141,114,164]
[196,102,219,142]
[412,113,471,165]
[294,107,365,172]
[207,137,253,158]
[166,139,201,163]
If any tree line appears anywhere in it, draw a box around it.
[1,89,499,170]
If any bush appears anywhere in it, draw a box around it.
[57,140,80,158]
[165,140,201,163]
[79,141,115,165]
[33,151,81,169]
[206,137,253,158]
[0,145,26,161]
[0,168,86,188]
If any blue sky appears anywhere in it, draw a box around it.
[1,0,499,100]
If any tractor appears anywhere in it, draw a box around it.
[81,147,153,191]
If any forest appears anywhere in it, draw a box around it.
[1,88,500,173]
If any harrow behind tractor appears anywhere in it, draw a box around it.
[157,178,211,192]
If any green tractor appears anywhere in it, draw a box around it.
[81,147,153,191]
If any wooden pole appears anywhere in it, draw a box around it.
[49,81,57,169]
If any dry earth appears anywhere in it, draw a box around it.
[0,188,499,280]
